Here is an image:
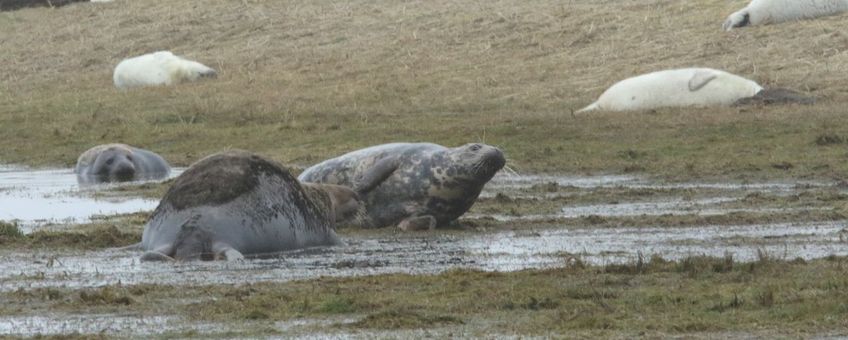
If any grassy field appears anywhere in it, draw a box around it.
[3,0,848,337]
[0,0,847,180]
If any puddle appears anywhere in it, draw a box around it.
[1,221,845,292]
[0,312,477,338]
[0,166,182,233]
[484,173,834,192]
[0,314,228,337]
[472,197,829,221]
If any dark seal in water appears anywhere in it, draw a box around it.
[74,143,170,185]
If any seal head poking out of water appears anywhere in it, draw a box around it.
[140,150,362,261]
[298,143,506,231]
[75,143,170,184]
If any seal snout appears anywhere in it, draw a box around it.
[113,162,136,181]
[475,146,506,177]
[201,69,218,79]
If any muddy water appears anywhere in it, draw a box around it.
[0,166,181,233]
[1,171,848,336]
[1,220,845,292]
[482,173,833,192]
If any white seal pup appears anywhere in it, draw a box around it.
[723,0,848,31]
[75,143,170,184]
[113,51,217,89]
[140,150,363,261]
[298,143,506,231]
[576,68,763,113]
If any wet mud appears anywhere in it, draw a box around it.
[1,169,847,336]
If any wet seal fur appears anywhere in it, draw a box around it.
[140,150,362,261]
[723,0,848,31]
[75,143,170,185]
[113,51,217,89]
[298,143,506,231]
[576,68,814,113]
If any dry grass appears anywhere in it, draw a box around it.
[0,0,847,178]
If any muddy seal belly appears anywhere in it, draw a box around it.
[298,143,506,230]
[140,150,362,261]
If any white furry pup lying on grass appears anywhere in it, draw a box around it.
[113,51,217,89]
[723,0,848,31]
[577,68,763,113]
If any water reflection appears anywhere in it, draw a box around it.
[0,166,181,232]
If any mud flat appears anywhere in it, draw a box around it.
[1,172,847,337]
[2,219,845,292]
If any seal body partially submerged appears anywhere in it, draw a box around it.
[140,150,360,261]
[298,143,506,230]
[75,143,170,184]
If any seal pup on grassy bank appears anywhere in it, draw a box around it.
[75,143,170,184]
[577,68,762,113]
[298,143,506,231]
[113,51,217,89]
[723,0,848,31]
[140,150,363,261]
[576,68,813,113]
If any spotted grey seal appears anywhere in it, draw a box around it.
[298,143,506,231]
[75,143,170,185]
[140,150,362,261]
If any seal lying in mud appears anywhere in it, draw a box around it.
[298,143,506,230]
[113,51,217,89]
[75,144,170,184]
[576,68,813,113]
[723,0,848,31]
[140,150,363,261]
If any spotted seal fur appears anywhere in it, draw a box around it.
[298,143,506,230]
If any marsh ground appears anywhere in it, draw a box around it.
[2,0,848,337]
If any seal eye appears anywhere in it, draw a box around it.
[469,144,482,152]
[105,158,114,165]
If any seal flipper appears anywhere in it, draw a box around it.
[355,156,400,195]
[141,245,175,262]
[112,242,143,251]
[688,70,718,91]
[213,242,245,261]
[397,215,437,231]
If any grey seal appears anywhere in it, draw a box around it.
[75,143,170,185]
[140,150,362,261]
[298,143,506,230]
